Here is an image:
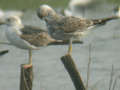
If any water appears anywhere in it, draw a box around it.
[0,0,120,90]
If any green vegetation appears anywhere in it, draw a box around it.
[109,0,120,4]
[0,0,69,10]
[0,0,120,10]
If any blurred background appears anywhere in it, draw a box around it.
[0,0,119,9]
[0,0,120,90]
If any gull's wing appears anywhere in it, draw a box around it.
[51,16,118,33]
[20,25,46,34]
[20,25,55,47]
[50,16,93,33]
[60,16,93,33]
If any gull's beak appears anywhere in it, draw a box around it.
[36,8,43,19]
[37,14,43,19]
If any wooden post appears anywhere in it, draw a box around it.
[20,64,33,90]
[61,54,85,90]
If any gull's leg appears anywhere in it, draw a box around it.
[24,49,32,69]
[29,49,32,65]
[67,38,72,55]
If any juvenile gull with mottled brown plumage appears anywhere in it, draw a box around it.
[37,4,120,54]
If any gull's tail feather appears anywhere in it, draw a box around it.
[92,16,119,26]
[91,6,120,26]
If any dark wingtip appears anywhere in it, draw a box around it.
[0,50,9,56]
[93,19,106,26]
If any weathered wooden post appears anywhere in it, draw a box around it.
[61,54,85,90]
[20,64,33,90]
[19,40,83,90]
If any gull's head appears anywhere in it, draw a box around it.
[37,4,56,19]
[5,15,22,26]
[0,10,24,26]
[69,0,92,8]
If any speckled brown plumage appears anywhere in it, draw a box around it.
[37,5,119,41]
[20,25,56,47]
[54,16,93,33]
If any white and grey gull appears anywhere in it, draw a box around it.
[0,15,56,68]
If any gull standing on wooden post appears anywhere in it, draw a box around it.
[0,15,56,68]
[37,4,120,55]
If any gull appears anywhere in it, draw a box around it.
[64,0,97,18]
[0,15,56,68]
[37,4,120,55]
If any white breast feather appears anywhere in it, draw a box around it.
[5,26,37,50]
